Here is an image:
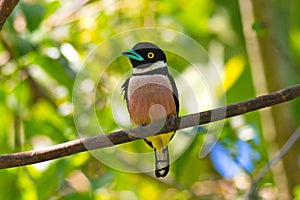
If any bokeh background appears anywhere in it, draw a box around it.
[0,0,299,199]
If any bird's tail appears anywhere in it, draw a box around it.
[154,146,169,177]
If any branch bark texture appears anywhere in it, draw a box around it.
[0,84,299,169]
[0,0,19,30]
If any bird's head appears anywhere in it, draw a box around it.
[122,42,166,69]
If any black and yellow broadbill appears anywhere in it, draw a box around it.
[121,42,179,177]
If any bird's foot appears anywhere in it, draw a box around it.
[139,122,147,127]
[168,114,176,128]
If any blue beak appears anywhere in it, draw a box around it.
[122,49,144,61]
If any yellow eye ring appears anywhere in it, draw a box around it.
[147,52,154,59]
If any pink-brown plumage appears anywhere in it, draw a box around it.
[128,83,176,125]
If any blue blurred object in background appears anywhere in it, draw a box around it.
[210,140,259,178]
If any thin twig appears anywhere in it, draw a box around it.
[0,84,299,169]
[246,127,300,199]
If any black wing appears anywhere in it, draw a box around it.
[121,78,130,110]
[167,73,179,116]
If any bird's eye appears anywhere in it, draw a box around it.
[147,52,154,59]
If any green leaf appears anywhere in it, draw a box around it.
[252,21,265,32]
[88,172,114,190]
[0,84,5,103]
[3,33,36,57]
[0,171,22,200]
[24,120,66,142]
[33,55,74,91]
[24,100,68,142]
[20,3,45,32]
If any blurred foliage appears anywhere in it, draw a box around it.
[0,0,299,199]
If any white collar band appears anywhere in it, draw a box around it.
[133,61,167,74]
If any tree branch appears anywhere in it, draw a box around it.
[0,84,299,169]
[0,0,19,30]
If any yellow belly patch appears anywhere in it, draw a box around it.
[146,132,174,150]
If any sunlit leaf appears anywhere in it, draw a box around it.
[294,185,300,199]
[216,55,245,97]
[33,55,74,91]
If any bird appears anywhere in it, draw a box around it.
[121,42,179,177]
